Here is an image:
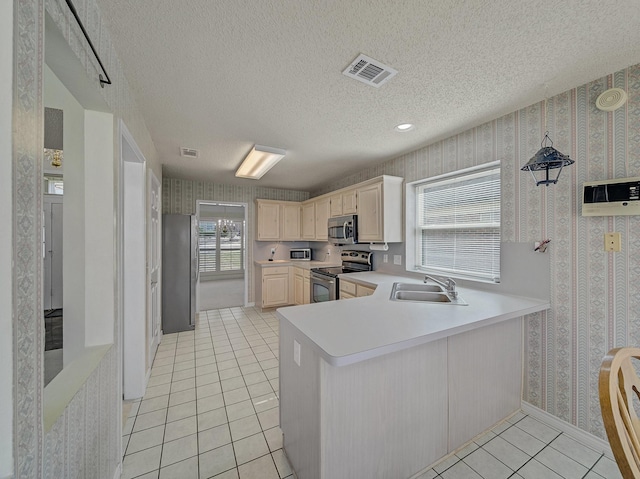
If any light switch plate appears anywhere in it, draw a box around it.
[383,254,388,263]
[393,255,402,265]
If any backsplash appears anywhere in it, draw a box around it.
[316,63,640,440]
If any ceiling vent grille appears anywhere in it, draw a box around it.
[180,147,200,158]
[342,54,397,88]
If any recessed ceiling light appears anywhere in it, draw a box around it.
[395,123,414,132]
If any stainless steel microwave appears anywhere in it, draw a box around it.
[328,215,358,245]
[289,248,311,261]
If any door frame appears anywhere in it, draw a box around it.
[118,120,148,400]
[196,200,249,308]
[147,170,162,367]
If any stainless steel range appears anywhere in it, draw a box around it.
[310,251,373,302]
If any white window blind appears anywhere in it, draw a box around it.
[199,220,217,273]
[199,219,244,276]
[415,165,500,282]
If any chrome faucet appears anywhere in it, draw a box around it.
[424,274,458,298]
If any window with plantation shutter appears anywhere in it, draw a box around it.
[198,218,244,278]
[414,163,500,282]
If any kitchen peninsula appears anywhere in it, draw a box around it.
[277,273,550,479]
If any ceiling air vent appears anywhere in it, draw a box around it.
[342,53,397,88]
[180,147,200,158]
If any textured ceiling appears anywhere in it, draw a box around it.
[95,0,640,191]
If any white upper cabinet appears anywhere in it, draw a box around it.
[301,202,316,240]
[329,189,357,217]
[256,199,300,241]
[282,203,301,240]
[356,176,403,243]
[314,197,330,241]
[256,200,281,241]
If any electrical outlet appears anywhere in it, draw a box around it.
[294,340,301,366]
[270,248,276,255]
[604,232,621,252]
[393,255,402,265]
[383,254,388,263]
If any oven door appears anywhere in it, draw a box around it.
[310,272,337,302]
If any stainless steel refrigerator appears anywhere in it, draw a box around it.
[162,214,198,333]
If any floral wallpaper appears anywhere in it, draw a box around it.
[314,64,640,439]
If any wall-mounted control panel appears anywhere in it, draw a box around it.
[582,177,640,216]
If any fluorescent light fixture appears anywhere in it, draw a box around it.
[235,145,287,179]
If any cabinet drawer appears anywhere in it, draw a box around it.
[340,280,356,295]
[340,292,356,300]
[263,266,289,276]
[357,284,376,297]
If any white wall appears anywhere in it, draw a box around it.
[84,111,114,346]
[0,2,13,477]
[44,64,87,366]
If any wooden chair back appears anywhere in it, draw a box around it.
[599,347,640,478]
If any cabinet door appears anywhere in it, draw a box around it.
[342,189,357,214]
[263,273,289,307]
[294,270,304,305]
[303,275,310,304]
[356,182,382,242]
[282,203,300,240]
[257,201,281,240]
[314,197,330,241]
[301,202,315,240]
[356,284,376,297]
[330,193,343,217]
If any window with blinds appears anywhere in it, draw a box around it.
[415,164,500,282]
[199,219,244,277]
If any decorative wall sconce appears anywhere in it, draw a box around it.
[521,131,574,186]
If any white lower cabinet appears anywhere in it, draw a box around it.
[293,266,311,305]
[280,317,522,478]
[340,280,375,299]
[261,266,290,308]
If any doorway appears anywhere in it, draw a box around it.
[120,121,149,400]
[196,201,248,310]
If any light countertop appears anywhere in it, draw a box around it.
[276,272,550,367]
[254,259,340,269]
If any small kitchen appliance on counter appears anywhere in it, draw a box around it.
[289,248,311,261]
[310,250,372,302]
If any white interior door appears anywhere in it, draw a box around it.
[43,194,63,310]
[148,171,161,365]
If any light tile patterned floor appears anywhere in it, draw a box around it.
[122,306,621,479]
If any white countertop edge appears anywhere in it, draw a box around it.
[278,300,549,367]
[277,271,550,368]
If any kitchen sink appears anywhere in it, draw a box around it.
[389,282,468,305]
[391,282,445,293]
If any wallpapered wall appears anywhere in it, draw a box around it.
[14,0,161,476]
[162,178,309,304]
[314,64,640,439]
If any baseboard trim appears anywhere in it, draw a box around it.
[521,401,613,459]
